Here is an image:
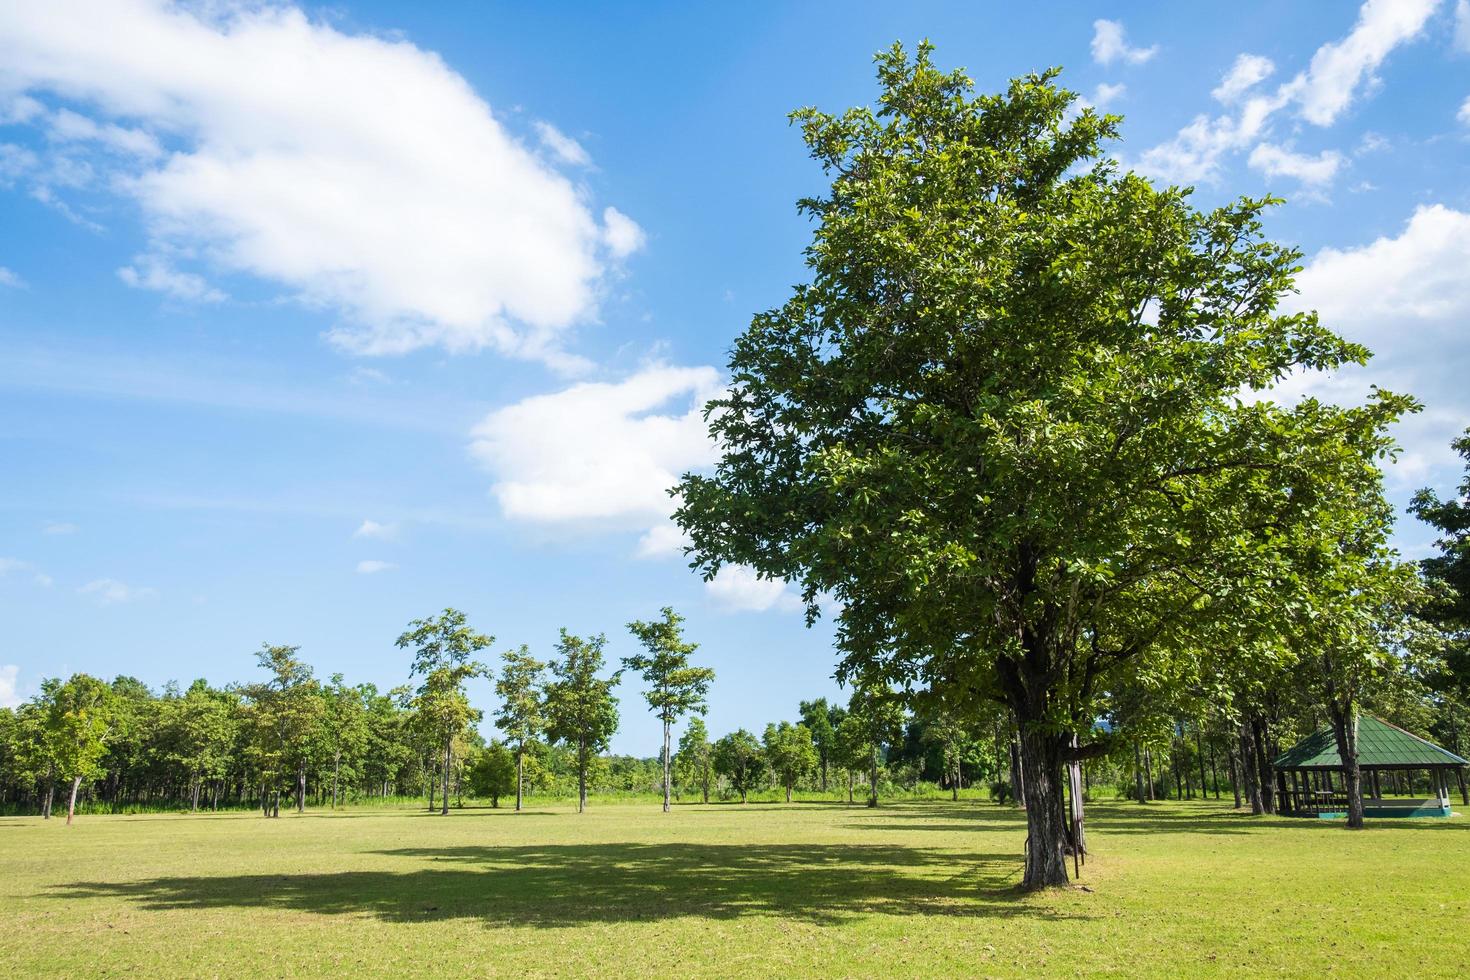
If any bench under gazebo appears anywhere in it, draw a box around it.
[1272,715,1468,819]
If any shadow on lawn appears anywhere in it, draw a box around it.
[49,841,1091,927]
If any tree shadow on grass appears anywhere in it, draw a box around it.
[49,841,1094,927]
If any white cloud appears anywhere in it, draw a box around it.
[355,559,396,574]
[469,363,722,527]
[42,521,78,534]
[47,107,161,158]
[1247,143,1345,187]
[1457,0,1470,51]
[353,519,397,540]
[0,558,30,575]
[1279,204,1470,487]
[635,522,691,560]
[0,266,23,287]
[1091,19,1158,66]
[0,665,19,709]
[1459,94,1470,124]
[0,1,642,367]
[534,121,591,167]
[1089,82,1127,111]
[118,254,226,303]
[1139,0,1435,186]
[78,577,156,604]
[1212,54,1275,103]
[601,206,646,259]
[1292,0,1437,126]
[705,563,801,613]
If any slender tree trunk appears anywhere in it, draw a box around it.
[332,753,341,810]
[1227,745,1242,808]
[296,761,306,814]
[867,743,879,808]
[662,719,672,813]
[191,776,201,812]
[1237,722,1263,814]
[1144,747,1155,800]
[1134,740,1146,804]
[441,735,451,816]
[1196,730,1208,801]
[515,748,524,812]
[1009,736,1027,808]
[846,770,854,804]
[1327,703,1364,829]
[43,765,55,819]
[702,770,709,805]
[65,776,82,825]
[577,736,587,813]
[786,782,792,804]
[1210,740,1220,799]
[1250,717,1276,814]
[1018,728,1069,889]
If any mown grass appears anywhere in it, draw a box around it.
[1,797,1465,977]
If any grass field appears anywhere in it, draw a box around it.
[2,798,1466,977]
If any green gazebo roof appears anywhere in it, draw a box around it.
[1273,716,1469,771]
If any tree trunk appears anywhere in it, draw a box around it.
[577,736,587,813]
[662,719,672,813]
[1009,736,1027,808]
[846,770,854,804]
[332,753,341,810]
[1327,705,1364,829]
[1196,731,1208,801]
[1133,741,1146,804]
[515,748,524,812]
[867,743,879,808]
[441,736,452,816]
[43,766,55,819]
[296,761,306,814]
[66,775,82,825]
[191,776,201,812]
[702,772,709,805]
[1018,728,1069,890]
[1143,747,1155,800]
[786,782,792,804]
[1238,722,1263,815]
[1250,717,1276,814]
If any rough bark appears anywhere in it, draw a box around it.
[867,743,879,808]
[1238,722,1263,815]
[1018,728,1069,889]
[296,761,306,814]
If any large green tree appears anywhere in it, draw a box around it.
[798,698,844,792]
[494,645,546,812]
[625,607,716,812]
[712,728,764,803]
[397,609,493,816]
[243,644,322,817]
[673,44,1410,888]
[543,630,620,813]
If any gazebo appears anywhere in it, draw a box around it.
[1272,715,1469,819]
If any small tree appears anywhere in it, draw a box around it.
[763,721,818,803]
[676,717,715,803]
[321,673,369,809]
[844,687,906,807]
[243,644,321,817]
[494,645,546,812]
[625,607,716,812]
[46,674,113,824]
[799,698,843,792]
[397,609,493,816]
[544,630,620,813]
[712,728,764,803]
[468,741,517,807]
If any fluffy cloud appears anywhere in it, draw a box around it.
[1282,204,1470,486]
[0,1,642,367]
[355,560,396,574]
[0,266,23,287]
[78,577,156,604]
[1247,143,1345,187]
[705,563,801,613]
[0,665,19,709]
[534,121,591,168]
[1459,94,1470,125]
[118,254,226,303]
[1212,54,1276,104]
[469,364,722,527]
[353,519,397,540]
[1090,20,1158,66]
[1139,0,1434,186]
[1458,0,1470,51]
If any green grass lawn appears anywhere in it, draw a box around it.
[2,797,1466,977]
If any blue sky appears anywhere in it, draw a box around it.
[1,1,1467,753]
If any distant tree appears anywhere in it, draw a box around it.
[45,674,114,824]
[321,673,370,808]
[161,680,237,811]
[242,644,322,817]
[625,607,716,812]
[495,645,546,812]
[467,741,517,807]
[798,698,843,792]
[676,717,715,803]
[1411,429,1470,700]
[762,721,818,803]
[712,728,764,803]
[843,687,906,807]
[397,609,493,816]
[544,630,620,813]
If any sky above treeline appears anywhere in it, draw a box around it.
[1,0,1467,754]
